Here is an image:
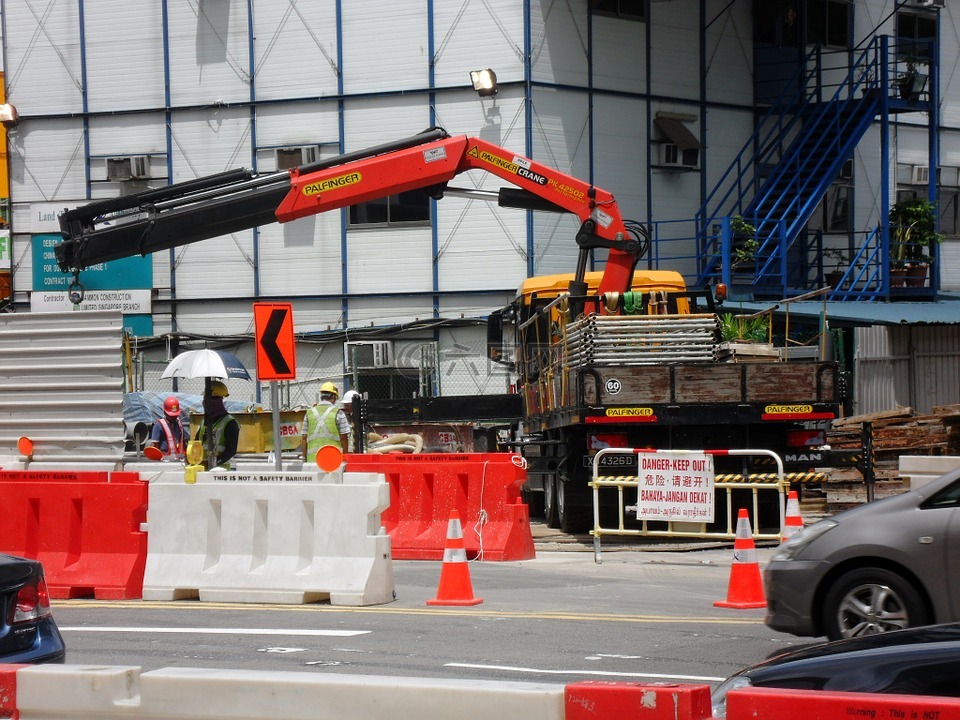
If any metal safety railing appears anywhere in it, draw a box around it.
[590,447,788,564]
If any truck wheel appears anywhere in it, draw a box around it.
[544,476,560,529]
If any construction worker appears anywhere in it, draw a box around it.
[341,389,360,452]
[194,380,240,470]
[147,396,186,458]
[302,381,350,463]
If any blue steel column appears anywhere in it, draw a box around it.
[644,0,654,269]
[928,33,940,293]
[78,0,90,194]
[524,0,534,278]
[337,0,348,328]
[248,0,260,299]
[428,0,439,319]
[880,35,891,298]
[162,0,177,331]
[586,3,594,273]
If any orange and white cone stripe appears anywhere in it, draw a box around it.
[427,511,482,606]
[714,509,766,609]
[781,490,804,542]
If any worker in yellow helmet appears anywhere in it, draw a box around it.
[194,380,240,469]
[302,381,351,463]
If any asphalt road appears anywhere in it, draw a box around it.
[50,538,821,689]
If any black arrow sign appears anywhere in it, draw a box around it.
[260,308,292,375]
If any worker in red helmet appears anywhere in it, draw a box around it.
[147,395,186,459]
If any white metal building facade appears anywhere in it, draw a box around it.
[1,1,957,412]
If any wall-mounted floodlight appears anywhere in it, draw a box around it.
[470,69,498,97]
[0,104,20,129]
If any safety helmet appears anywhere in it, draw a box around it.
[210,380,230,398]
[319,381,339,401]
[342,390,359,405]
[162,396,181,417]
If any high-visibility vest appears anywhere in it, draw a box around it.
[305,404,341,461]
[195,414,236,469]
[157,417,185,457]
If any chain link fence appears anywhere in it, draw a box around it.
[131,330,516,411]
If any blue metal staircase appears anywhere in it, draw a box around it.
[694,35,934,301]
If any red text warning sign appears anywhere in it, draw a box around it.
[636,452,715,522]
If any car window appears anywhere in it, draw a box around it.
[921,479,960,509]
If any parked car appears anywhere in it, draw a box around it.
[764,466,960,640]
[0,554,65,663]
[711,622,960,719]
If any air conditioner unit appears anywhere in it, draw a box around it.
[659,143,698,170]
[105,156,150,181]
[911,165,930,184]
[344,341,393,371]
[276,146,319,170]
[911,0,943,6]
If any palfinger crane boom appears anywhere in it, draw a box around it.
[56,127,645,299]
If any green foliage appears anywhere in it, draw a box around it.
[824,247,848,268]
[729,216,759,269]
[719,313,769,343]
[890,198,942,266]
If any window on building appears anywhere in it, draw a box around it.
[806,0,850,49]
[754,0,799,47]
[897,11,937,59]
[349,190,431,226]
[591,0,644,22]
[938,190,957,237]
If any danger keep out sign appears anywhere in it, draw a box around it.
[637,451,715,522]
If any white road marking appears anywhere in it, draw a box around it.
[59,627,369,637]
[257,647,307,653]
[446,662,723,683]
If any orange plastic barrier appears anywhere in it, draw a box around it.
[565,681,712,720]
[344,453,535,561]
[728,687,960,720]
[0,471,148,599]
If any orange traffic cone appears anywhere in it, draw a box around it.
[714,508,766,609]
[781,490,804,543]
[427,511,483,606]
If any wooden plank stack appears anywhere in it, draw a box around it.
[821,404,960,512]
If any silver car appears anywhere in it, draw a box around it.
[765,467,960,640]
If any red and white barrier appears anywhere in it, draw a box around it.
[4,664,960,720]
[345,453,535,561]
[0,470,148,599]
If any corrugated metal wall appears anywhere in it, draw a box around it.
[0,310,126,461]
[3,0,958,408]
[855,325,960,415]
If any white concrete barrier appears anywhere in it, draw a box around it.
[12,665,566,720]
[142,469,394,605]
[898,455,960,490]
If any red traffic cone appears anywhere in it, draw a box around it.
[714,509,766,609]
[781,490,804,543]
[427,511,483,606]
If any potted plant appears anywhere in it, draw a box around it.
[823,247,848,288]
[729,215,759,273]
[897,57,927,101]
[719,313,769,343]
[890,198,942,288]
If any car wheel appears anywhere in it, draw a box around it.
[822,567,930,641]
